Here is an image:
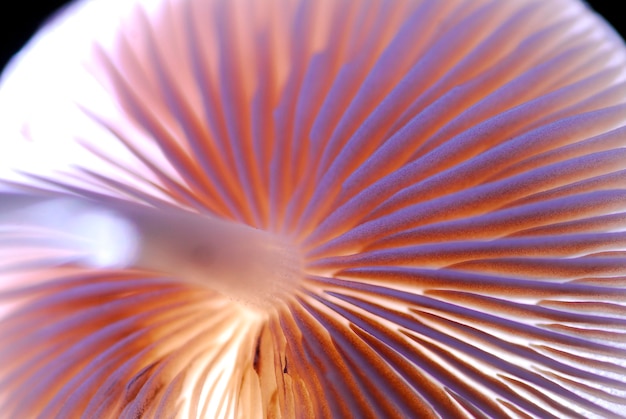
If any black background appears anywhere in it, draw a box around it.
[1,1,625,75]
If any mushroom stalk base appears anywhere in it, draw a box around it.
[0,193,303,309]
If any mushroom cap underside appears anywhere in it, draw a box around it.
[0,0,626,417]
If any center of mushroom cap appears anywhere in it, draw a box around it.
[178,226,303,310]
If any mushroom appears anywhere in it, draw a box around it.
[1,0,625,417]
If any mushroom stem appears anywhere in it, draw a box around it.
[0,193,302,309]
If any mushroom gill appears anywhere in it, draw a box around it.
[0,0,625,417]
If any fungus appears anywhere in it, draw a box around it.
[1,0,626,417]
